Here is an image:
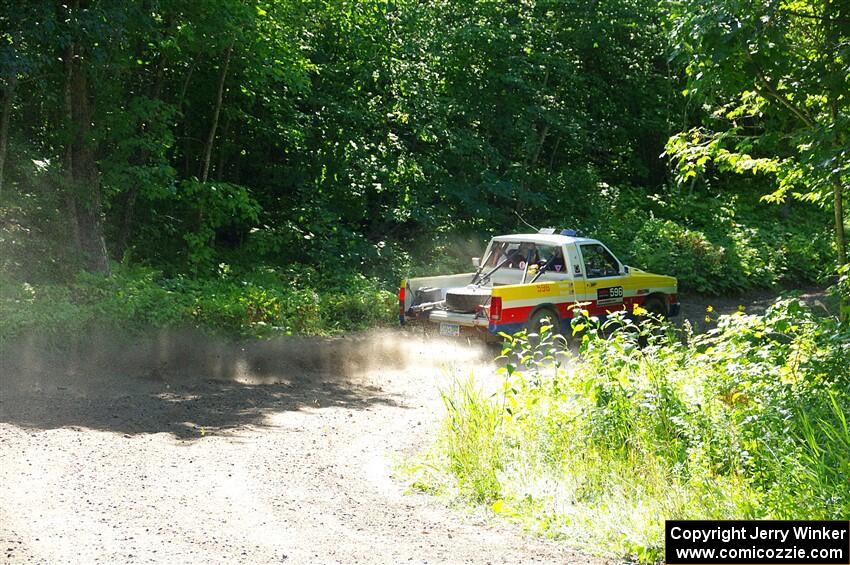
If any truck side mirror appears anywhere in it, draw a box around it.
[623,265,630,274]
[471,257,480,267]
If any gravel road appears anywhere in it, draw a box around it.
[0,330,598,565]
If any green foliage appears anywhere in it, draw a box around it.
[0,265,395,344]
[317,274,397,332]
[665,0,848,276]
[177,180,262,269]
[624,213,833,294]
[631,218,733,293]
[0,173,80,281]
[666,0,850,205]
[1,0,842,300]
[414,302,850,560]
[580,185,834,294]
[0,0,683,278]
[836,264,850,320]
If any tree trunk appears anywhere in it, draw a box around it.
[63,30,110,275]
[115,187,138,260]
[178,63,195,177]
[115,51,169,259]
[215,114,230,181]
[63,43,82,253]
[835,183,846,263]
[530,123,549,169]
[835,181,847,323]
[547,136,561,171]
[830,81,847,319]
[779,197,791,220]
[201,43,233,182]
[0,74,15,197]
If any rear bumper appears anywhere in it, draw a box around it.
[426,309,490,327]
[427,310,529,338]
[403,309,503,338]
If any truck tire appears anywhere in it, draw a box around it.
[414,287,443,304]
[637,295,669,347]
[445,286,491,313]
[526,307,561,338]
[643,295,668,318]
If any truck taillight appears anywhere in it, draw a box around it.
[489,296,502,321]
[398,286,406,323]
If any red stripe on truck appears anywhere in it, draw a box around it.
[491,296,657,328]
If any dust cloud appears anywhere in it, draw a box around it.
[0,327,495,393]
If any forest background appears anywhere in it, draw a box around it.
[0,0,847,338]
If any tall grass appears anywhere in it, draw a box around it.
[438,379,504,502]
[410,300,850,561]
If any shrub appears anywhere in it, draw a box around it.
[413,301,850,561]
[629,218,735,293]
[589,186,834,295]
[0,265,397,344]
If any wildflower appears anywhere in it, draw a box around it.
[706,305,714,313]
[633,304,648,316]
[704,315,712,323]
[738,304,745,312]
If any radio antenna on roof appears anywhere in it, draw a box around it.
[514,210,539,232]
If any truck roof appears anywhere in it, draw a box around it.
[491,233,597,246]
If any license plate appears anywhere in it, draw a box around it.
[597,285,624,306]
[439,322,460,337]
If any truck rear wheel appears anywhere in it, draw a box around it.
[526,307,561,338]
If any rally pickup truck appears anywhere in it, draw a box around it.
[399,229,680,339]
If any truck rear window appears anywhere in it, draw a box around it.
[485,242,565,272]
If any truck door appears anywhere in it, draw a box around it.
[577,243,626,316]
[557,244,583,317]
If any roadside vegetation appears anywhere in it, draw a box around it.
[408,300,850,562]
[0,265,395,344]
